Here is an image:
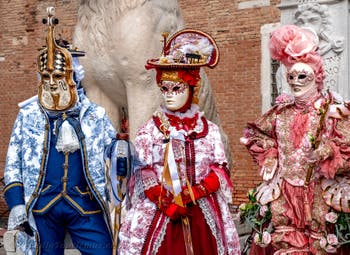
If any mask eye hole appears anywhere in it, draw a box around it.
[54,74,63,80]
[289,75,294,80]
[172,86,180,92]
[160,86,168,93]
[42,73,50,80]
[298,74,307,80]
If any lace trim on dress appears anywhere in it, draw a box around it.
[199,199,225,255]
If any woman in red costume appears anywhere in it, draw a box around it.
[241,25,350,254]
[118,29,241,255]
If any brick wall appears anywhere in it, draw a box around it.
[0,0,280,215]
[178,0,281,205]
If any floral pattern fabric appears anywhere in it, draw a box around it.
[118,105,240,255]
[241,93,350,254]
[4,92,116,254]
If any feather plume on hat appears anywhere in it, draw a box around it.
[269,25,325,87]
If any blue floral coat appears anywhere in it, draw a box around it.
[4,92,116,254]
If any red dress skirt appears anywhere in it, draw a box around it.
[143,203,219,255]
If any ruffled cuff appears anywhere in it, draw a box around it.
[4,182,25,210]
[141,166,159,191]
[210,163,233,203]
[8,204,27,230]
[319,142,343,179]
[258,149,278,168]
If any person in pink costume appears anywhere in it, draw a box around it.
[118,29,241,255]
[241,25,350,254]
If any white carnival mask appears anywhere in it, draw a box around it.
[286,62,316,97]
[160,81,190,111]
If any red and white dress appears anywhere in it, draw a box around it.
[118,105,240,255]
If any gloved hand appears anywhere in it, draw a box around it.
[8,204,33,236]
[304,142,333,165]
[19,221,34,237]
[115,139,129,177]
[260,157,277,181]
[160,203,189,221]
[145,185,189,220]
[181,171,220,205]
[313,143,333,161]
[144,185,172,208]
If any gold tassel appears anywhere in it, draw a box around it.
[185,177,196,205]
[304,189,312,225]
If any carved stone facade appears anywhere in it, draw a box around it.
[261,0,349,112]
[279,0,348,98]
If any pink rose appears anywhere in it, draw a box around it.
[325,245,338,254]
[253,232,271,248]
[262,231,272,246]
[240,137,249,145]
[325,212,338,224]
[319,237,327,249]
[275,93,294,104]
[259,205,269,217]
[285,37,314,59]
[253,233,260,244]
[284,27,318,59]
[243,128,254,138]
[327,234,339,246]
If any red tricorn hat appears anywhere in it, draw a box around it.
[146,29,219,86]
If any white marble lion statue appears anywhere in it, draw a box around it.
[73,0,231,164]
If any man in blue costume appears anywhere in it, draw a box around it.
[3,7,129,255]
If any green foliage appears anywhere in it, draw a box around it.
[239,189,273,235]
[334,212,350,245]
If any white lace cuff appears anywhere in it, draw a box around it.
[8,204,27,230]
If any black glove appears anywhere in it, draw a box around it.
[20,221,33,237]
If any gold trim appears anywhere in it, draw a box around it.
[65,195,101,215]
[159,70,184,84]
[40,184,51,193]
[32,194,101,215]
[32,194,62,213]
[3,182,23,193]
[75,186,92,198]
[75,186,89,195]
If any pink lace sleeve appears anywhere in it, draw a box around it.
[319,118,350,178]
[241,107,278,169]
